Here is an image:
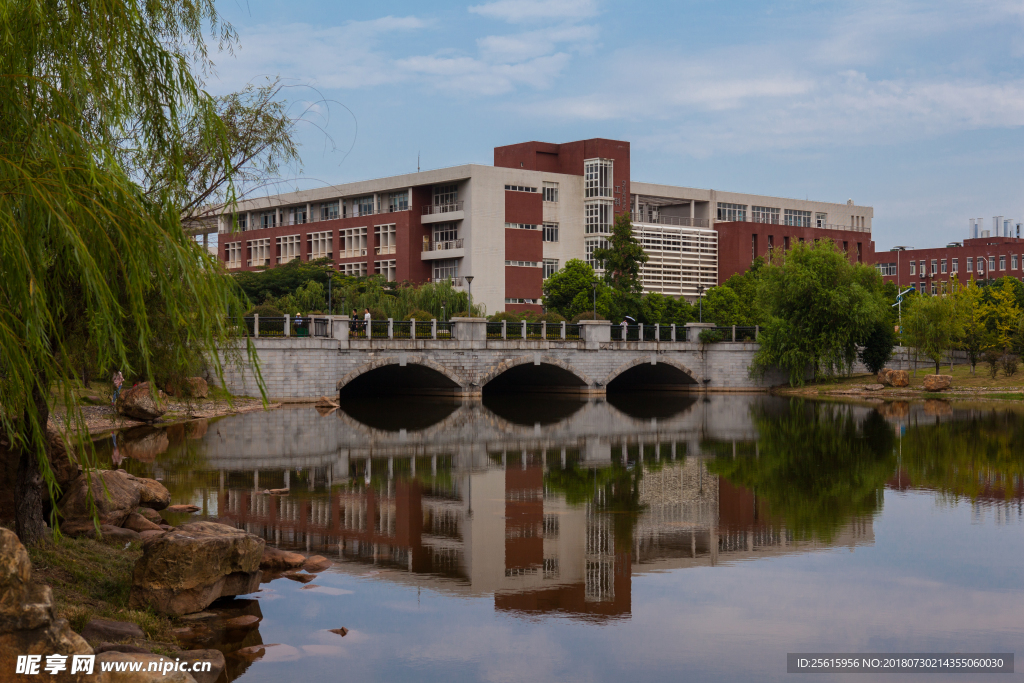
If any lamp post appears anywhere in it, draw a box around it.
[697,284,705,323]
[465,276,474,316]
[591,281,598,320]
[441,302,446,322]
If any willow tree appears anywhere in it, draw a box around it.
[751,239,888,385]
[1,0,259,543]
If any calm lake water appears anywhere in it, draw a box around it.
[96,394,1024,682]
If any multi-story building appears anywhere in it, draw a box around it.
[216,138,875,314]
[872,218,1024,293]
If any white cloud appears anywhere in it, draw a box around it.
[477,24,598,62]
[468,0,599,23]
[396,53,572,95]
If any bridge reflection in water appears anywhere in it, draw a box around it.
[131,395,875,623]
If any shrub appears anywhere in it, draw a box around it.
[982,348,1002,378]
[246,304,283,318]
[698,329,724,344]
[406,309,434,321]
[859,320,897,374]
[489,311,534,323]
[538,312,566,324]
[571,312,608,323]
[999,353,1020,377]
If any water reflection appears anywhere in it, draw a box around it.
[88,396,1024,680]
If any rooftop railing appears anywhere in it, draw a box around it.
[631,213,710,228]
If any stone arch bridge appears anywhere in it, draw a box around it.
[219,319,786,399]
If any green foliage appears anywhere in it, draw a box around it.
[698,329,724,344]
[903,295,961,374]
[703,286,744,325]
[981,278,1022,351]
[751,240,888,385]
[858,320,897,374]
[407,309,434,321]
[0,0,259,540]
[593,212,648,294]
[246,304,283,317]
[543,259,604,317]
[955,279,991,372]
[719,256,765,324]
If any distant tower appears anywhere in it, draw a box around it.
[994,216,1004,237]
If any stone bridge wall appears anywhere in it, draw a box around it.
[217,319,790,399]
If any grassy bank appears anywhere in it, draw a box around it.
[774,365,1024,398]
[28,536,176,646]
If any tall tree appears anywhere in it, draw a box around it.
[751,239,888,385]
[1,0,258,543]
[903,295,960,374]
[593,212,647,294]
[955,279,991,373]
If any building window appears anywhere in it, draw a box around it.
[308,231,332,260]
[433,223,458,243]
[1000,255,1007,270]
[505,223,539,230]
[247,238,271,267]
[931,282,937,294]
[752,206,780,224]
[543,223,559,242]
[234,214,247,231]
[940,258,947,274]
[767,234,774,249]
[585,201,613,234]
[584,158,613,199]
[784,209,812,227]
[374,259,397,282]
[1013,255,1019,270]
[989,256,996,272]
[375,224,397,255]
[225,242,242,269]
[349,195,374,217]
[504,185,537,193]
[432,258,459,282]
[259,211,277,230]
[717,202,747,222]
[585,237,608,270]
[815,212,827,228]
[320,201,339,221]
[930,259,937,275]
[543,259,559,278]
[543,182,558,203]
[783,236,790,250]
[505,260,541,267]
[276,235,301,264]
[910,261,916,275]
[339,262,367,277]
[966,257,973,272]
[752,234,759,261]
[434,184,459,205]
[505,298,539,304]
[384,191,408,213]
[340,227,367,258]
[877,263,897,276]
[289,206,307,225]
[977,258,985,275]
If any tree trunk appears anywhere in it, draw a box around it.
[15,381,49,545]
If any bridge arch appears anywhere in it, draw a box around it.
[337,356,466,397]
[480,355,594,394]
[603,356,700,392]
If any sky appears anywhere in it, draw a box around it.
[206,0,1024,251]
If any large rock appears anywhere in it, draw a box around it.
[93,652,197,682]
[890,370,910,387]
[165,377,209,399]
[58,470,169,526]
[877,369,893,386]
[123,513,162,533]
[923,374,952,391]
[259,546,305,570]
[79,618,144,644]
[177,649,225,683]
[117,383,166,421]
[0,529,94,682]
[129,522,264,615]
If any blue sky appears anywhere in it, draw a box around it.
[207,0,1024,250]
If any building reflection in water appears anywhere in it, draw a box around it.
[172,395,877,623]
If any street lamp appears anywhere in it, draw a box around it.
[465,275,474,316]
[441,302,446,322]
[591,281,598,320]
[696,284,705,323]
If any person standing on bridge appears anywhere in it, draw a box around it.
[364,308,371,336]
